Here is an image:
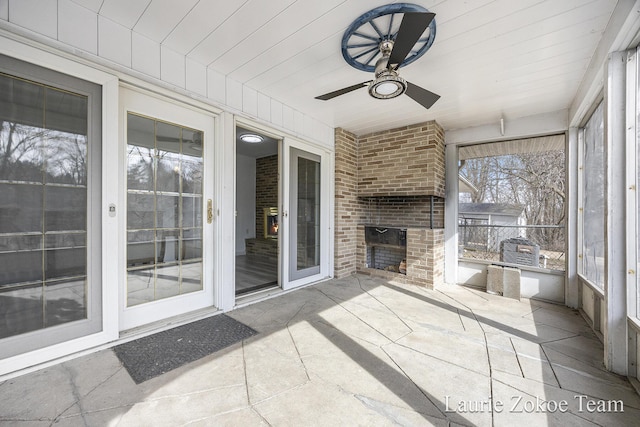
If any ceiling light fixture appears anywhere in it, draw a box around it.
[367,43,407,100]
[368,70,407,99]
[240,133,264,143]
[316,5,440,109]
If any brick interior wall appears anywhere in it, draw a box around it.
[334,128,361,278]
[405,228,445,288]
[255,154,278,239]
[358,121,445,198]
[366,245,406,271]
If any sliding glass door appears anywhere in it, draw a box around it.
[283,141,329,288]
[0,56,102,358]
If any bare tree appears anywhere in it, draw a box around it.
[460,157,493,203]
[0,121,48,180]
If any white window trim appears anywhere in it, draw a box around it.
[626,48,639,325]
[625,47,639,381]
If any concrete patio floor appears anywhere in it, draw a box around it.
[2,274,640,426]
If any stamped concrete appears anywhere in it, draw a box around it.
[1,275,639,426]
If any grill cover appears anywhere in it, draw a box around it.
[500,237,539,267]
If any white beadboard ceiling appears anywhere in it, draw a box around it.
[76,0,618,135]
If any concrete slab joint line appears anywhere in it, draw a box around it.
[2,276,640,426]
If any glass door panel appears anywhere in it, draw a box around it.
[289,148,321,281]
[126,113,204,307]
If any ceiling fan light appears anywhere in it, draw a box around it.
[375,81,401,95]
[240,133,264,143]
[368,72,407,99]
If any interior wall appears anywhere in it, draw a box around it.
[255,155,278,239]
[334,128,360,278]
[236,154,256,255]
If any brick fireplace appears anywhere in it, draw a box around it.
[334,121,445,288]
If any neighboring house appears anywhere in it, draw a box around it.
[459,203,526,226]
[457,174,478,197]
[458,203,526,252]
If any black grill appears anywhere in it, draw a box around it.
[500,237,540,267]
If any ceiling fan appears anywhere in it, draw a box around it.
[315,10,440,109]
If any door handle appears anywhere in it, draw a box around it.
[207,199,213,224]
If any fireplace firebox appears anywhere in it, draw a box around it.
[358,225,444,288]
[263,207,278,239]
[364,226,407,274]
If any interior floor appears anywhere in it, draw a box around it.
[235,254,278,296]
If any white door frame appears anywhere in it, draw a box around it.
[119,86,217,331]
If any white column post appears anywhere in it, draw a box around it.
[566,127,580,308]
[604,51,628,374]
[444,143,459,285]
[217,111,236,311]
[625,47,639,377]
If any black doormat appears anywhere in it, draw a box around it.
[114,314,258,384]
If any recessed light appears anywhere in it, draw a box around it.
[240,133,264,143]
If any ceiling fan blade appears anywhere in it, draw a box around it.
[387,12,435,69]
[405,81,440,109]
[315,81,371,100]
